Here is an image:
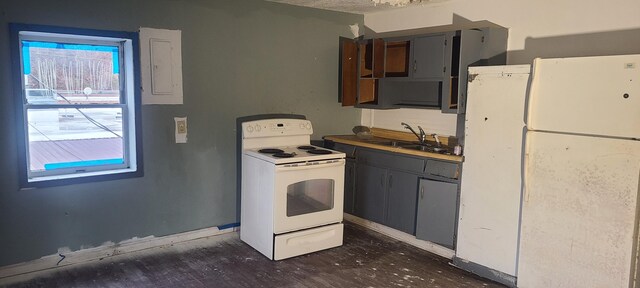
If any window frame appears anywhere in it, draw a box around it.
[9,23,144,188]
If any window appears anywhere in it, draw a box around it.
[10,24,143,187]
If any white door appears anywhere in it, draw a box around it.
[527,54,640,138]
[273,160,345,234]
[519,131,640,288]
[456,65,530,276]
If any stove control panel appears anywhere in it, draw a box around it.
[242,119,313,138]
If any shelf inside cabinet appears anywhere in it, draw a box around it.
[449,76,459,109]
[385,41,410,77]
[445,34,462,111]
[360,39,385,78]
[359,78,378,104]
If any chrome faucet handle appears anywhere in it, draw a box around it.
[401,122,421,142]
[431,133,441,147]
[417,126,426,142]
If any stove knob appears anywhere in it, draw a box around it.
[305,123,311,130]
[299,123,305,129]
[255,124,261,132]
[246,126,254,133]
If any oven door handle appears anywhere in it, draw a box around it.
[276,159,345,171]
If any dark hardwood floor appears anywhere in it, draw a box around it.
[7,223,505,287]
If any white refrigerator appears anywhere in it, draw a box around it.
[518,55,640,287]
[455,64,530,287]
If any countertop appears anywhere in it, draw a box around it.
[324,128,463,163]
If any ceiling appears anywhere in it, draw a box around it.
[266,0,450,14]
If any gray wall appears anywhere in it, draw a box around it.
[0,0,362,266]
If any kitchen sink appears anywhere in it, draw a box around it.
[361,139,407,147]
[399,144,452,154]
[361,139,452,154]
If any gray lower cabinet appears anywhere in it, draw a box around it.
[344,159,356,214]
[354,158,419,235]
[416,178,459,249]
[354,163,387,224]
[327,140,460,249]
[385,170,419,235]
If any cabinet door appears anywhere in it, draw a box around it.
[443,29,485,114]
[354,163,387,224]
[385,170,419,235]
[339,37,358,106]
[344,160,356,214]
[416,179,458,249]
[412,35,446,80]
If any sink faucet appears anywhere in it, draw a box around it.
[401,122,426,144]
[431,133,441,147]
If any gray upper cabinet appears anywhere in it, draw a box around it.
[416,178,459,249]
[412,34,446,80]
[385,170,419,235]
[442,29,487,113]
[338,27,507,113]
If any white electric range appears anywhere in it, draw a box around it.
[240,118,345,260]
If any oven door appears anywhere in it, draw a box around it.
[273,159,345,234]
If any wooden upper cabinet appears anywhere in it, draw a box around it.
[373,39,385,78]
[358,39,384,105]
[359,39,385,79]
[339,37,358,106]
[385,40,410,77]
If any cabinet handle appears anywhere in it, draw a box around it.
[380,175,384,187]
[389,174,393,188]
[413,60,417,72]
[420,187,424,199]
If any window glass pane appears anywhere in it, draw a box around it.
[27,108,124,172]
[22,40,121,105]
[286,179,335,217]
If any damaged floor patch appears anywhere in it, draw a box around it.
[5,223,503,287]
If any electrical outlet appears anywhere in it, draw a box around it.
[177,120,187,133]
[174,117,187,143]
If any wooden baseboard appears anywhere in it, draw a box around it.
[344,213,455,259]
[0,224,239,285]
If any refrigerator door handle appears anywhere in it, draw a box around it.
[525,58,541,129]
[522,131,531,202]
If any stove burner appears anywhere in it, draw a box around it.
[273,152,295,158]
[297,145,317,150]
[307,149,332,155]
[259,148,284,154]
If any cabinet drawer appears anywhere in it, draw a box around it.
[358,149,425,174]
[425,160,460,179]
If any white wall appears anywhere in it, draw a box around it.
[362,0,640,135]
[360,108,457,136]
